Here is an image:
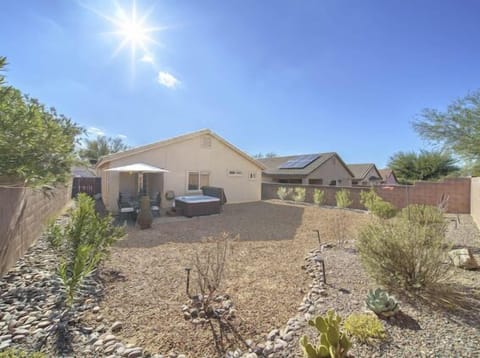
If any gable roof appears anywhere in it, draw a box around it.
[347,163,380,180]
[71,166,97,178]
[379,168,398,181]
[258,152,354,177]
[96,129,265,170]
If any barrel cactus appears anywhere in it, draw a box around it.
[300,310,351,358]
[366,288,399,317]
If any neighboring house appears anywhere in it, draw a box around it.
[96,129,265,212]
[379,168,399,185]
[347,163,382,186]
[71,166,97,178]
[259,153,354,186]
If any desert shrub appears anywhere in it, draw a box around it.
[335,189,352,209]
[48,193,124,305]
[399,204,445,225]
[293,187,306,202]
[360,189,396,219]
[277,186,292,200]
[343,313,385,343]
[313,189,326,206]
[0,349,45,358]
[300,310,351,358]
[193,233,237,300]
[357,215,450,289]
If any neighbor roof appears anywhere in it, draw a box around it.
[379,169,397,181]
[96,129,265,170]
[71,166,97,178]
[259,152,354,177]
[347,163,381,180]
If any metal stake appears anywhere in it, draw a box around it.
[185,267,191,297]
[313,229,321,246]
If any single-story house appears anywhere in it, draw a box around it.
[347,163,382,186]
[258,152,354,186]
[96,129,265,212]
[379,168,399,185]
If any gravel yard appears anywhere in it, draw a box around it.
[4,200,477,357]
[91,201,480,357]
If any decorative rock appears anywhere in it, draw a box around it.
[111,321,123,332]
[0,340,11,350]
[92,306,100,313]
[37,320,50,328]
[448,248,479,269]
[267,329,279,341]
[103,333,117,343]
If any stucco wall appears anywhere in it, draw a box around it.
[98,134,262,212]
[471,177,480,227]
[0,184,71,276]
[306,156,353,186]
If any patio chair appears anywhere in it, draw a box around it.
[118,193,135,222]
[150,192,161,217]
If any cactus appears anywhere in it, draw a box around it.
[366,288,399,317]
[299,310,351,358]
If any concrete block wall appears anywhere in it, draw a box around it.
[0,184,71,276]
[262,178,471,214]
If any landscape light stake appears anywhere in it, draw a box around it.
[185,267,192,298]
[313,229,321,246]
[314,256,327,284]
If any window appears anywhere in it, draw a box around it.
[187,171,210,191]
[227,169,243,176]
[278,178,302,184]
[329,180,337,186]
[249,172,257,180]
[309,179,323,185]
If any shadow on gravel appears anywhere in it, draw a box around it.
[398,284,480,329]
[385,311,421,331]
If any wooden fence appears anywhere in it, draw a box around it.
[72,177,101,198]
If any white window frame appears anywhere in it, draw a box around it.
[186,171,210,192]
[227,169,243,177]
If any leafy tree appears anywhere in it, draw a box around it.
[78,135,128,162]
[388,150,458,184]
[0,57,82,186]
[413,90,480,174]
[0,56,6,85]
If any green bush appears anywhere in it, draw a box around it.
[357,215,450,289]
[343,313,385,343]
[300,310,351,358]
[335,189,352,209]
[360,189,396,219]
[48,193,124,305]
[399,204,445,225]
[277,186,291,200]
[0,349,45,358]
[293,187,306,202]
[313,189,326,206]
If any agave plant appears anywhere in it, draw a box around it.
[366,288,399,317]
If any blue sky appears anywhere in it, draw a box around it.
[1,0,480,167]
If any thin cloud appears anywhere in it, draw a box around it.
[117,134,128,139]
[157,71,180,88]
[140,54,154,64]
[87,127,105,136]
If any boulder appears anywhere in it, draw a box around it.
[448,248,479,270]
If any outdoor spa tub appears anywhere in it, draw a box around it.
[174,195,221,217]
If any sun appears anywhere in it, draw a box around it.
[92,0,165,65]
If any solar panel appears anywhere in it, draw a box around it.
[279,154,320,169]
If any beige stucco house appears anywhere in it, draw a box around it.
[259,153,354,186]
[96,129,265,212]
[347,163,382,186]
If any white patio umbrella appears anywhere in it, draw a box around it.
[106,163,169,194]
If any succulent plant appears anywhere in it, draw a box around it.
[366,288,399,317]
[299,310,351,358]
